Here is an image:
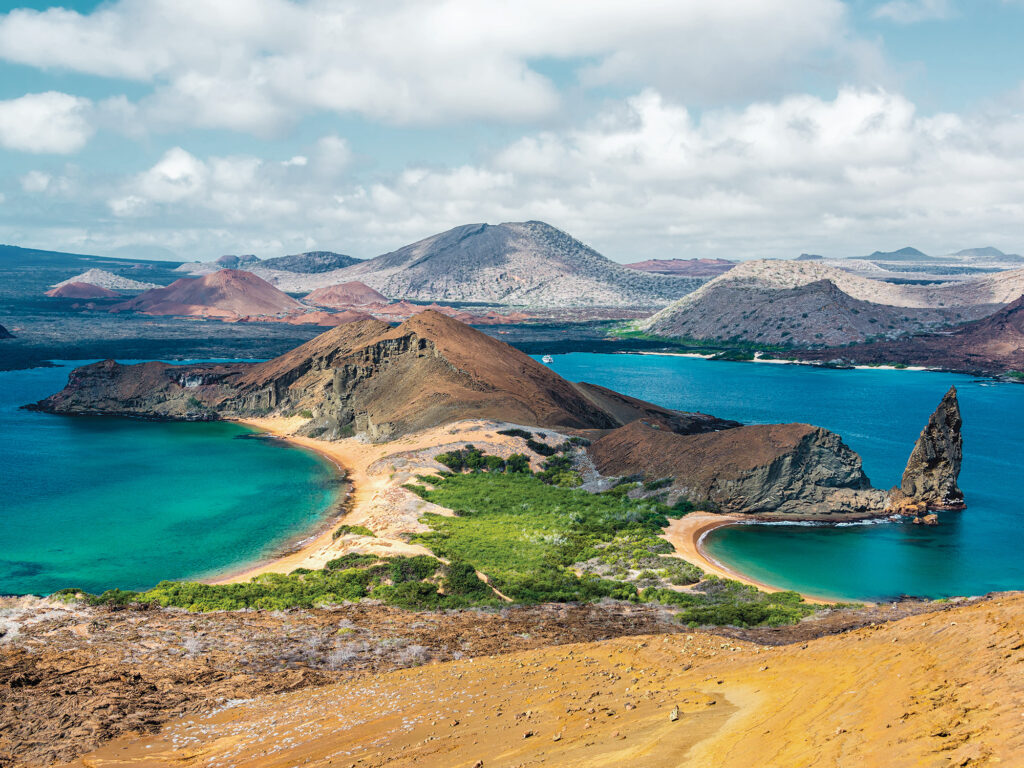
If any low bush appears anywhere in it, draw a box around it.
[332,524,376,539]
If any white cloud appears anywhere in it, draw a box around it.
[54,89,1014,261]
[20,171,52,192]
[0,0,853,131]
[0,92,94,153]
[873,0,953,23]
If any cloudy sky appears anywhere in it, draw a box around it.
[1,0,1023,262]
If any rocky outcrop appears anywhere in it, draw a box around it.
[0,323,12,339]
[588,420,886,517]
[900,387,964,510]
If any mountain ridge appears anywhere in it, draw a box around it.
[252,221,703,307]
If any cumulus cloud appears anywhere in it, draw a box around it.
[0,0,853,131]
[1,89,1013,261]
[873,0,953,23]
[0,92,94,153]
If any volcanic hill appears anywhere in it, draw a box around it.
[45,282,121,299]
[252,221,703,307]
[305,281,387,307]
[110,269,304,320]
[639,259,1024,347]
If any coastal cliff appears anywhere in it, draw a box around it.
[900,386,965,510]
[588,419,886,517]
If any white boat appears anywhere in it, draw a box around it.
[541,355,554,364]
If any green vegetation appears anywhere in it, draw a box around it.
[434,445,532,474]
[299,409,314,419]
[53,554,498,612]
[332,524,376,539]
[497,428,532,439]
[60,447,829,628]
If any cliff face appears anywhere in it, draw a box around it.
[900,387,964,510]
[588,420,886,517]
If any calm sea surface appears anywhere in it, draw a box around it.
[544,353,1024,602]
[1,361,339,596]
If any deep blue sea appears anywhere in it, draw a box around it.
[0,362,339,596]
[544,353,1024,602]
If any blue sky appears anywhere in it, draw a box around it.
[1,0,1023,262]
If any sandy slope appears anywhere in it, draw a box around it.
[68,592,1024,767]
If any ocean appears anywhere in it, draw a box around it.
[0,361,339,596]
[543,352,1024,602]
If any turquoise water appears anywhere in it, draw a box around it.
[544,353,1024,602]
[1,362,340,596]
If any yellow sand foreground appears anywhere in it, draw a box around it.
[69,592,1024,767]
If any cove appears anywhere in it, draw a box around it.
[1,362,340,597]
[543,352,1024,602]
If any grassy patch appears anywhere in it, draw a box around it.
[332,524,376,539]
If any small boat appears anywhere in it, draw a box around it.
[541,355,554,364]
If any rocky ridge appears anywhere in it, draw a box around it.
[588,419,887,517]
[256,251,361,274]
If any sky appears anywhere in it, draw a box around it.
[1,0,1023,263]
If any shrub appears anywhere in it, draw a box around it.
[497,428,532,439]
[332,524,376,539]
[299,409,314,419]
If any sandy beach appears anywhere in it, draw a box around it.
[661,513,831,605]
[211,417,556,584]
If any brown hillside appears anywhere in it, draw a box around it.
[800,294,1024,374]
[305,280,387,307]
[44,282,120,299]
[110,269,303,320]
[37,311,735,441]
[67,592,1024,768]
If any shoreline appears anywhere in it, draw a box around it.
[661,514,838,605]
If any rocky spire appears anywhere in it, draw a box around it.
[900,386,964,510]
